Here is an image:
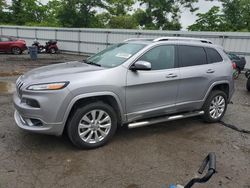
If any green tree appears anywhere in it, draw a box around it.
[188,6,227,31]
[103,0,138,29]
[0,0,8,23]
[221,0,250,31]
[104,0,134,16]
[241,0,250,31]
[134,0,199,30]
[10,0,48,25]
[41,0,62,26]
[108,15,137,29]
[199,0,250,31]
[220,0,244,31]
[57,0,104,28]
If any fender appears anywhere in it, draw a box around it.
[203,80,230,101]
[61,91,126,128]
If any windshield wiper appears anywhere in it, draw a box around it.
[82,59,101,67]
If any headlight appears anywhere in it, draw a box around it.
[27,82,69,91]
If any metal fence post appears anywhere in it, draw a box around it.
[35,28,38,40]
[106,31,111,47]
[16,27,19,38]
[55,29,58,40]
[78,30,81,54]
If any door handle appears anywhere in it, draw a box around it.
[166,73,178,78]
[207,69,215,74]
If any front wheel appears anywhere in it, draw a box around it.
[203,90,228,123]
[67,102,118,149]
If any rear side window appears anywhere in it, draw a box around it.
[178,45,207,67]
[0,37,10,42]
[206,48,223,63]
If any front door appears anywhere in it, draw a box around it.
[126,45,180,122]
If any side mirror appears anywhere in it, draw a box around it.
[130,61,151,71]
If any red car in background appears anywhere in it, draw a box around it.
[0,35,27,55]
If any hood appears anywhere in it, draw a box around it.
[22,61,104,80]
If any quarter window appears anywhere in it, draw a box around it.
[178,45,207,67]
[139,45,175,70]
[206,48,223,63]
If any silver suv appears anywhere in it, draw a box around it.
[14,37,234,149]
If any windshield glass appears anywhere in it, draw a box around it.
[86,43,146,68]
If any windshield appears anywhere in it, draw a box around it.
[86,43,146,68]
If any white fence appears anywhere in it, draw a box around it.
[1,25,250,68]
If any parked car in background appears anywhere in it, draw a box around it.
[246,70,250,91]
[227,52,246,78]
[0,35,27,55]
[14,37,234,149]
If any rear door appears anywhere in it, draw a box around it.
[176,45,217,111]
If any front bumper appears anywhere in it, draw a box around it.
[14,110,63,136]
[13,88,72,136]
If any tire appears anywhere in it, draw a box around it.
[233,67,240,79]
[202,90,228,123]
[50,48,56,54]
[67,101,118,149]
[247,79,250,92]
[245,70,250,79]
[11,47,22,55]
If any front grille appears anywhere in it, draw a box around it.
[16,80,24,97]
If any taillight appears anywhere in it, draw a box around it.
[232,62,237,69]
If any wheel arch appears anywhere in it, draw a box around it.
[205,81,230,102]
[11,46,22,54]
[61,92,125,135]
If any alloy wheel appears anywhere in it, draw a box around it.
[209,95,226,119]
[12,47,21,55]
[78,110,112,144]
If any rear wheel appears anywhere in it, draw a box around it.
[50,48,56,54]
[67,102,117,149]
[247,79,250,91]
[203,90,227,123]
[11,47,22,55]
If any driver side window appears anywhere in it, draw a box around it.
[138,45,175,70]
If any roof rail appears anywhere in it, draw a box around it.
[153,37,213,44]
[124,38,154,42]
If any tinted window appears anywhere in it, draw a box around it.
[139,45,175,70]
[206,48,223,63]
[178,46,207,67]
[227,53,240,61]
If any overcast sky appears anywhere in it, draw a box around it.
[6,0,222,30]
